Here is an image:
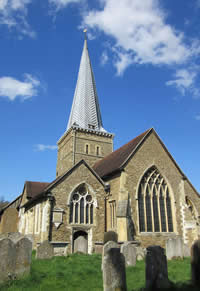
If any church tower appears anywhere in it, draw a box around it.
[56,32,114,177]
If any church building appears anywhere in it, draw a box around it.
[0,34,200,255]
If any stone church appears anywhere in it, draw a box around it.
[1,35,200,255]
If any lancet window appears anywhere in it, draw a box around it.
[69,184,94,224]
[138,167,174,233]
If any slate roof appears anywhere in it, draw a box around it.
[93,128,152,178]
[25,181,50,199]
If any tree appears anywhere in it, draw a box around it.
[0,196,9,211]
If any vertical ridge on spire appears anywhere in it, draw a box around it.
[67,34,106,133]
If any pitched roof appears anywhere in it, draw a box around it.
[25,181,50,199]
[93,129,152,178]
[22,160,107,208]
[67,37,106,133]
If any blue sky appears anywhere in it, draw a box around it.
[0,0,200,202]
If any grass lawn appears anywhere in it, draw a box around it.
[0,253,198,291]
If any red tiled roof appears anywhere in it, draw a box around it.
[26,181,50,199]
[93,129,151,178]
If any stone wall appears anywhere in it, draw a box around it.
[119,131,200,248]
[56,128,113,177]
[50,162,107,253]
[0,208,19,234]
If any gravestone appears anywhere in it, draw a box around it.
[102,243,127,291]
[121,242,136,266]
[104,231,118,244]
[136,246,145,261]
[0,232,23,243]
[15,237,32,277]
[191,239,200,287]
[36,240,54,259]
[0,238,16,282]
[146,245,171,289]
[166,236,183,260]
[102,241,119,270]
[183,243,190,257]
[74,236,88,254]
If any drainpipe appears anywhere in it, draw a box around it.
[47,192,55,242]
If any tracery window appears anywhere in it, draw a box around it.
[69,184,94,224]
[138,167,174,233]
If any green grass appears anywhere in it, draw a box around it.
[0,254,198,291]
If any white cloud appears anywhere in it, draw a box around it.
[49,0,82,11]
[0,74,40,101]
[35,144,57,151]
[0,0,35,37]
[100,51,108,66]
[166,68,200,97]
[82,0,200,75]
[195,114,200,120]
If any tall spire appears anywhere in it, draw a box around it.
[67,30,106,132]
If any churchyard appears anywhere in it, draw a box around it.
[0,233,200,290]
[0,253,194,291]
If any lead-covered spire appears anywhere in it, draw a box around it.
[67,31,106,132]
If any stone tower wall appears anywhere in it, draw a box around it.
[56,128,113,177]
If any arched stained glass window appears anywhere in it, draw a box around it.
[138,166,174,233]
[69,184,94,224]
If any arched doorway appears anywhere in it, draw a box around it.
[73,230,88,254]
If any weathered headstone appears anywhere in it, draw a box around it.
[191,239,200,287]
[183,243,190,257]
[0,232,23,243]
[136,246,145,261]
[36,240,54,259]
[121,242,136,266]
[104,231,118,244]
[15,237,32,277]
[146,245,171,289]
[166,236,183,260]
[102,243,127,291]
[0,238,16,282]
[102,241,119,270]
[74,235,88,254]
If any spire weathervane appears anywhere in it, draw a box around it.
[83,28,87,40]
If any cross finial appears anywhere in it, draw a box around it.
[83,28,87,40]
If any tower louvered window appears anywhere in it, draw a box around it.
[138,167,174,232]
[69,184,94,224]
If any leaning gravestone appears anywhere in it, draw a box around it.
[102,242,127,291]
[36,240,54,259]
[121,242,136,266]
[0,238,16,282]
[166,236,183,260]
[146,245,171,289]
[191,239,200,287]
[74,236,88,254]
[15,237,32,277]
